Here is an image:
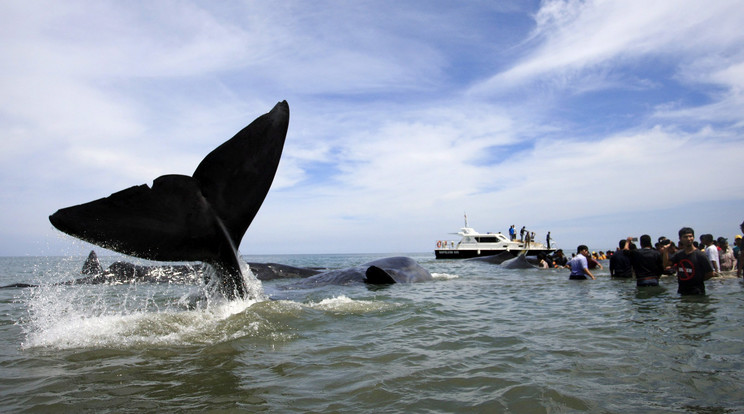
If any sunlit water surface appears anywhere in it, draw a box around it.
[1,254,743,413]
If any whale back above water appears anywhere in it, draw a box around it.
[48,101,290,299]
[81,250,103,275]
[282,256,433,289]
[72,250,321,285]
[466,251,516,264]
[500,252,536,269]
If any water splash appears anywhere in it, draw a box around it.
[199,257,266,303]
[18,256,268,350]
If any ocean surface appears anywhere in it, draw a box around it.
[1,253,743,413]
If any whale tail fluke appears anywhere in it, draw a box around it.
[194,101,289,248]
[48,101,290,299]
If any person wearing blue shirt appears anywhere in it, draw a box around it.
[568,245,596,280]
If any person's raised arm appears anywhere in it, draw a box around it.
[624,237,632,251]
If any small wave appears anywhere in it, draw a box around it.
[433,272,460,280]
[305,295,397,314]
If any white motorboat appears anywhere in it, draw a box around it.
[434,219,555,259]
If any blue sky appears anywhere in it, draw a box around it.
[1,0,742,257]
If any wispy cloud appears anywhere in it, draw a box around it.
[471,0,744,95]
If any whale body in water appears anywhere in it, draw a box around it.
[77,250,322,284]
[499,253,537,269]
[281,256,433,289]
[48,101,290,299]
[0,249,323,289]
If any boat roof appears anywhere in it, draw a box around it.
[455,227,508,238]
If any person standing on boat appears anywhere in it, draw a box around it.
[509,225,516,241]
[520,226,526,242]
[568,245,596,280]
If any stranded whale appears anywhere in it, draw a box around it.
[48,101,290,299]
[281,256,433,289]
[77,250,322,283]
[0,249,323,289]
[467,251,540,269]
[466,251,516,264]
[74,250,205,285]
[499,252,537,269]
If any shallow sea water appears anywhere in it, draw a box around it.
[1,253,743,413]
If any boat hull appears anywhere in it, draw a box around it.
[434,248,555,259]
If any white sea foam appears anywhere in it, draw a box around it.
[20,285,265,349]
[305,295,397,313]
[433,272,460,280]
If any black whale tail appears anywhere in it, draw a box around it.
[49,101,290,299]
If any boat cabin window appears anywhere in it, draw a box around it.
[475,235,505,243]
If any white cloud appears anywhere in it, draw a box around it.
[1,1,742,256]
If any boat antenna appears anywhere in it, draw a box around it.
[464,212,468,228]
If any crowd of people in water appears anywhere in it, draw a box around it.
[535,221,744,296]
